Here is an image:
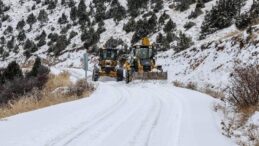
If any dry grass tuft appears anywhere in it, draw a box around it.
[44,71,72,92]
[0,72,94,118]
[203,87,225,99]
[172,80,185,88]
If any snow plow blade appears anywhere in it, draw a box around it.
[132,72,168,80]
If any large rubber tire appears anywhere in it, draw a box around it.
[92,68,99,81]
[116,69,123,82]
[125,70,131,84]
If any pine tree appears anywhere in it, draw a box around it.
[127,0,149,17]
[61,0,66,6]
[158,12,169,24]
[0,36,5,45]
[17,30,26,41]
[152,0,163,12]
[147,13,157,32]
[200,0,240,39]
[176,0,196,11]
[7,36,15,49]
[77,0,89,25]
[52,35,69,56]
[175,31,193,53]
[58,13,68,24]
[4,25,13,35]
[163,19,176,32]
[3,61,23,81]
[95,3,106,22]
[27,57,41,77]
[38,9,48,24]
[27,13,37,28]
[123,18,136,33]
[47,0,56,10]
[24,39,33,51]
[68,0,75,7]
[196,0,205,8]
[70,6,77,22]
[35,31,47,41]
[16,19,26,30]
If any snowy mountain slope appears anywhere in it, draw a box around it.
[157,25,259,89]
[0,0,218,66]
[0,82,236,146]
[0,0,257,88]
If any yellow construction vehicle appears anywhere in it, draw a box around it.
[124,37,168,83]
[92,48,123,81]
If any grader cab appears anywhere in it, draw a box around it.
[92,48,123,82]
[124,38,168,83]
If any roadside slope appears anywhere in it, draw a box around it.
[0,82,236,146]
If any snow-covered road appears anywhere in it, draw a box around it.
[0,82,236,146]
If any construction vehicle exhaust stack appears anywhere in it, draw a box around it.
[124,37,168,83]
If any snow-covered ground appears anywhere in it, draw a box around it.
[0,80,236,146]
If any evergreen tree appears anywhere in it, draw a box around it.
[52,35,69,56]
[105,0,126,22]
[147,13,158,32]
[196,0,205,8]
[70,6,77,22]
[16,19,26,30]
[17,30,26,41]
[3,61,23,81]
[68,0,75,7]
[61,0,66,6]
[163,19,176,32]
[127,0,149,17]
[158,12,170,24]
[200,0,242,39]
[176,0,196,11]
[27,57,41,77]
[27,13,37,28]
[24,39,33,51]
[77,0,90,25]
[35,31,47,41]
[38,9,48,24]
[7,36,15,49]
[58,13,68,24]
[152,0,163,12]
[4,25,13,35]
[131,19,150,44]
[123,18,136,33]
[175,31,193,53]
[0,36,5,45]
[95,3,106,22]
[47,0,56,10]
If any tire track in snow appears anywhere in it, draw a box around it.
[47,84,127,146]
[127,89,162,146]
[62,86,150,146]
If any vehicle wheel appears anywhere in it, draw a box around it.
[116,69,123,82]
[92,68,99,81]
[125,70,131,84]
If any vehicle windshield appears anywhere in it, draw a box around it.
[135,47,153,59]
[100,49,117,60]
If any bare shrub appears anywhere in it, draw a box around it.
[68,79,94,97]
[172,80,185,87]
[44,71,71,92]
[228,65,259,109]
[203,86,225,99]
[186,82,197,90]
[0,72,94,118]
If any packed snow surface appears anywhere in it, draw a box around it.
[0,81,236,146]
